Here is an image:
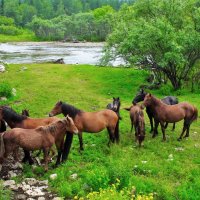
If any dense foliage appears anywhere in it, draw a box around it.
[103,0,200,90]
[0,0,135,41]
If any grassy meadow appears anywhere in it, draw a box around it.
[0,64,200,200]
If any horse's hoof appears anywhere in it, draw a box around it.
[177,138,182,141]
[152,134,156,138]
[162,138,166,142]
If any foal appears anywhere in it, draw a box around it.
[142,94,198,141]
[125,104,145,147]
[0,116,78,171]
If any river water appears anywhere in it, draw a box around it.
[0,42,122,66]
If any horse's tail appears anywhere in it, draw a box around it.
[114,116,120,143]
[0,132,5,158]
[191,106,198,122]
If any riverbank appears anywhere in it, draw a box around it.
[1,64,200,200]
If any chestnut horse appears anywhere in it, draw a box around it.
[0,116,78,171]
[142,94,198,141]
[49,101,120,159]
[0,106,69,165]
[125,104,145,147]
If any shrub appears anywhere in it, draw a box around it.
[0,25,22,35]
[0,82,12,98]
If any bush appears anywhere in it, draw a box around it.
[0,25,22,35]
[0,82,13,98]
[0,16,15,26]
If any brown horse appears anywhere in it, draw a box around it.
[0,106,69,165]
[49,101,120,159]
[0,116,78,171]
[142,94,198,141]
[125,104,145,147]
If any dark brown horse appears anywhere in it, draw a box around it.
[106,97,122,119]
[142,94,198,141]
[0,106,68,165]
[125,104,145,147]
[49,101,120,159]
[0,116,78,171]
[133,89,178,133]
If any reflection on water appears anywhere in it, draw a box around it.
[0,42,105,65]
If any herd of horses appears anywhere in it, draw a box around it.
[0,90,198,171]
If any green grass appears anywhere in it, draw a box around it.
[0,29,38,42]
[0,64,200,200]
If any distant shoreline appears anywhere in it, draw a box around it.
[3,41,105,47]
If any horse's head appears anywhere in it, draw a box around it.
[132,89,147,104]
[49,101,63,117]
[62,115,79,134]
[142,93,153,107]
[112,97,120,111]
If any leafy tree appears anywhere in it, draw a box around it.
[103,0,200,90]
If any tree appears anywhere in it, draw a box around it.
[102,0,200,90]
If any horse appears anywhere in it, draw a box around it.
[106,97,121,119]
[132,89,178,133]
[0,116,78,171]
[49,101,120,159]
[142,94,198,141]
[124,104,145,147]
[0,106,69,165]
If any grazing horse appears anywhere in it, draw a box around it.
[0,116,78,171]
[0,106,67,165]
[124,104,145,147]
[142,94,198,141]
[133,89,178,133]
[106,97,121,119]
[49,101,120,159]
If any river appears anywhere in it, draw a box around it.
[0,42,123,66]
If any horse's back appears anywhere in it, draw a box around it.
[23,116,59,129]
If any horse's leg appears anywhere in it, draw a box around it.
[146,109,154,133]
[160,122,166,141]
[43,148,50,171]
[152,120,159,138]
[107,127,115,147]
[178,121,187,141]
[61,131,74,162]
[184,124,191,138]
[78,132,84,151]
[172,123,176,131]
[22,150,34,165]
[13,147,19,162]
[164,122,168,129]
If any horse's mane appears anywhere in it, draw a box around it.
[61,103,82,119]
[36,122,59,134]
[2,106,27,122]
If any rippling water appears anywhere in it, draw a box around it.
[0,42,106,65]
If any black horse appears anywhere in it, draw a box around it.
[132,89,178,135]
[106,97,121,119]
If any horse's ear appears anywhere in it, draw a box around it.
[133,102,136,106]
[113,97,115,100]
[66,114,69,121]
[117,97,120,100]
[149,93,152,97]
[59,101,63,105]
[141,89,144,93]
